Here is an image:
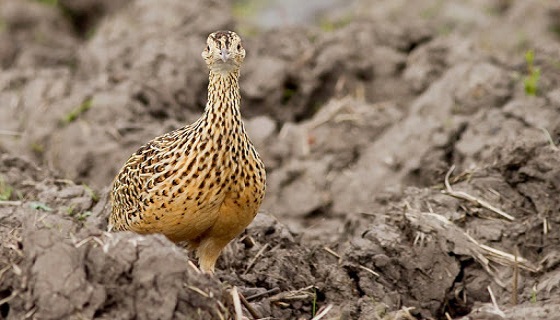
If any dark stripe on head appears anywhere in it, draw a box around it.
[212,30,232,47]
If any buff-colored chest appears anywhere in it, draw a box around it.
[124,133,266,243]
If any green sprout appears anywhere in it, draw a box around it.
[35,0,58,6]
[66,204,76,216]
[67,204,92,222]
[0,177,13,201]
[29,201,53,212]
[530,286,537,303]
[62,97,93,125]
[523,49,540,96]
[312,288,318,317]
[0,18,6,33]
[30,141,45,154]
[77,210,92,221]
[319,14,352,32]
[82,184,99,202]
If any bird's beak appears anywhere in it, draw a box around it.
[220,48,230,62]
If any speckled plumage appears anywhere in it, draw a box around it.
[109,31,266,273]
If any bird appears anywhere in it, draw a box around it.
[109,30,266,273]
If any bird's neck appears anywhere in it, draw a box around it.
[201,69,244,136]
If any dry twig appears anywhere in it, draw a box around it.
[0,265,11,283]
[443,165,515,221]
[405,210,539,289]
[187,260,202,274]
[311,304,333,320]
[0,130,21,137]
[358,265,380,277]
[246,287,281,301]
[0,200,22,206]
[487,286,505,317]
[231,286,243,320]
[394,306,416,320]
[512,248,519,305]
[322,246,341,260]
[24,306,37,319]
[269,286,315,303]
[238,291,261,319]
[540,127,559,151]
[187,285,209,298]
[323,246,379,276]
[243,243,269,275]
[464,233,537,272]
[0,290,18,305]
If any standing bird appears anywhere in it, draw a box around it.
[109,31,266,273]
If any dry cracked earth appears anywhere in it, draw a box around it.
[1,0,560,319]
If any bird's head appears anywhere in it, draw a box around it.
[202,30,245,73]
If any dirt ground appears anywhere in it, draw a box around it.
[1,0,560,319]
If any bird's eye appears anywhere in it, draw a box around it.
[206,45,210,51]
[237,44,241,50]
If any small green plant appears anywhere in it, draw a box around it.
[29,201,53,212]
[530,285,537,303]
[77,210,92,221]
[82,184,99,202]
[85,27,97,40]
[0,18,6,33]
[550,24,560,39]
[281,88,296,105]
[421,0,444,19]
[311,288,317,317]
[66,205,92,221]
[0,177,13,201]
[35,0,58,6]
[66,204,76,216]
[524,49,541,96]
[30,141,45,154]
[319,15,352,32]
[62,97,93,124]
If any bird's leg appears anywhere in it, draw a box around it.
[196,237,230,274]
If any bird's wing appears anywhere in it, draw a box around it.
[112,126,193,218]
